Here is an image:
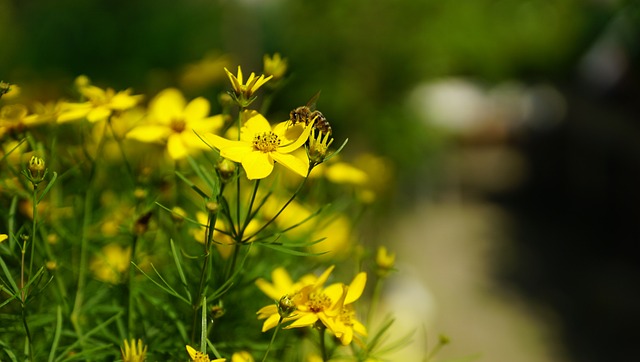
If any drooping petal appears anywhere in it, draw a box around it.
[241,151,274,180]
[184,97,210,123]
[353,319,367,337]
[256,278,283,301]
[261,313,281,332]
[286,313,318,328]
[345,272,366,304]
[277,122,313,154]
[127,125,173,143]
[167,134,188,159]
[257,304,278,318]
[270,151,309,177]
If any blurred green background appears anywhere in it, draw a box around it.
[3,1,640,361]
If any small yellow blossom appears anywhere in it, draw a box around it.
[58,77,143,123]
[186,345,226,362]
[121,339,147,362]
[0,234,7,243]
[224,66,272,107]
[0,104,42,139]
[231,351,254,362]
[90,244,132,284]
[376,246,396,272]
[307,127,334,167]
[263,53,288,81]
[180,52,231,91]
[206,110,312,179]
[127,88,224,160]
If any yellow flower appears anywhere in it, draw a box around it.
[186,345,226,362]
[206,111,312,179]
[179,52,231,91]
[263,53,288,81]
[376,246,396,272]
[287,270,367,346]
[121,339,147,362]
[231,351,254,362]
[0,104,42,138]
[127,88,224,160]
[89,244,131,284]
[224,66,272,106]
[256,266,334,332]
[58,77,143,123]
[0,234,7,243]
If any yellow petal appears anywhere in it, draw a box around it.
[314,265,335,288]
[57,106,91,123]
[271,151,309,177]
[127,125,172,143]
[286,313,318,328]
[261,313,281,332]
[255,279,281,301]
[184,97,210,123]
[206,133,246,152]
[243,112,272,134]
[241,151,273,180]
[110,91,142,110]
[150,88,185,123]
[272,267,294,292]
[257,304,278,318]
[167,134,188,159]
[277,122,313,154]
[219,144,254,164]
[86,106,112,122]
[345,272,366,304]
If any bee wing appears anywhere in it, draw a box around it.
[305,91,321,111]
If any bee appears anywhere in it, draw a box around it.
[289,91,332,135]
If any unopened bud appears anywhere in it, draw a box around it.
[216,158,236,182]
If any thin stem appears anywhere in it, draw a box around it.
[319,326,328,362]
[28,185,37,280]
[128,235,139,338]
[243,170,310,243]
[22,305,33,361]
[192,208,217,342]
[261,317,283,362]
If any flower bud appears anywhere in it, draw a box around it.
[216,158,236,182]
[278,294,297,318]
[25,156,48,186]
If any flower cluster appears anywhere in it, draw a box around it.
[256,265,367,345]
[0,53,423,362]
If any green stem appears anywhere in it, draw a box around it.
[192,208,217,342]
[319,326,328,362]
[128,235,139,338]
[243,170,310,243]
[22,305,33,361]
[261,317,283,362]
[28,185,37,280]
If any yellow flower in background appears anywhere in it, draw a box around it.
[256,266,334,332]
[180,52,231,91]
[0,234,7,243]
[58,76,143,123]
[127,88,224,160]
[206,111,312,179]
[224,66,272,106]
[121,339,147,362]
[231,351,254,362]
[0,104,42,138]
[263,53,288,81]
[90,244,132,284]
[186,345,226,362]
[190,211,260,258]
[376,246,396,272]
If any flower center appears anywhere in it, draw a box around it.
[252,131,280,152]
[171,118,186,133]
[339,306,355,326]
[307,292,331,313]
